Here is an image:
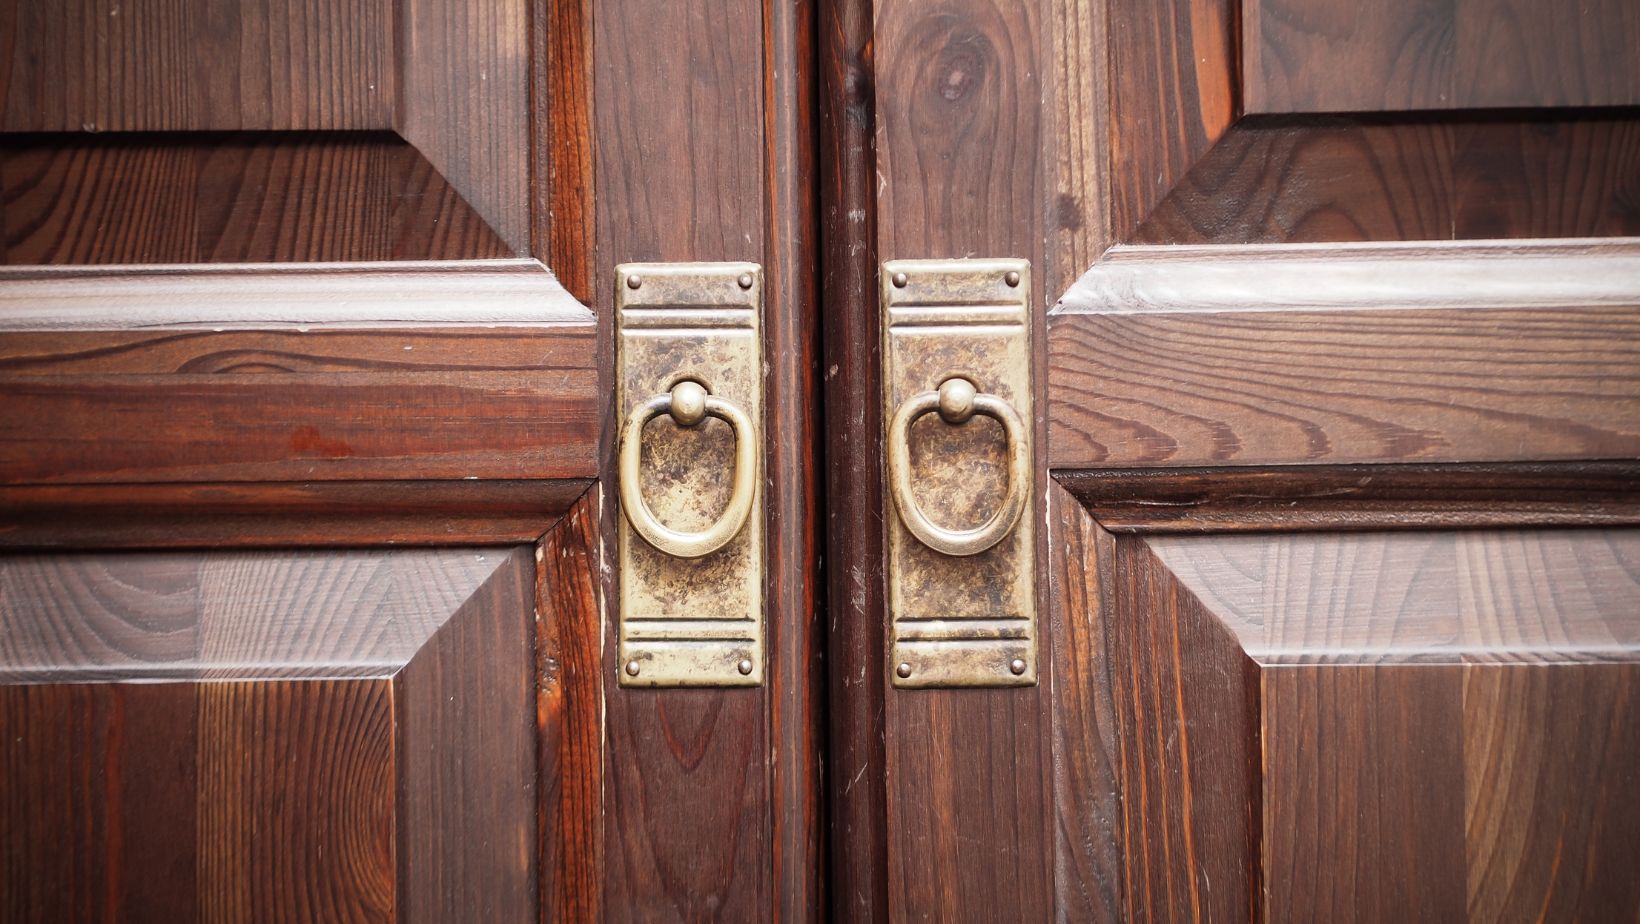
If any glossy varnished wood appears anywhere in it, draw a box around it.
[1136,114,1640,245]
[872,0,1055,917]
[1049,240,1640,469]
[0,262,597,489]
[536,492,603,922]
[0,134,511,264]
[1244,0,1640,113]
[1110,528,1640,920]
[0,0,395,132]
[0,546,540,921]
[820,0,889,914]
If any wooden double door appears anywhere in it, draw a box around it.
[2,0,1637,920]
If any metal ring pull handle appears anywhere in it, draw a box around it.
[619,380,759,559]
[888,377,1030,557]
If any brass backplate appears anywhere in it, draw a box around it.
[882,258,1036,687]
[616,262,764,687]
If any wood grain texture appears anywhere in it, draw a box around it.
[1046,482,1123,920]
[1110,527,1640,920]
[396,546,537,923]
[0,0,395,132]
[1107,0,1235,241]
[873,0,1055,917]
[1135,115,1640,245]
[1245,0,1640,113]
[1044,0,1110,299]
[1110,532,1260,922]
[0,134,512,264]
[1057,462,1640,533]
[592,0,775,916]
[537,492,603,923]
[819,0,889,914]
[763,0,827,915]
[399,0,530,252]
[539,0,595,299]
[1048,241,1640,469]
[1,546,540,922]
[0,479,587,549]
[0,262,597,487]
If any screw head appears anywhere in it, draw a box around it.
[669,380,709,427]
[891,271,909,288]
[937,377,978,425]
[1009,658,1027,675]
[737,272,755,290]
[1004,270,1021,287]
[896,662,912,679]
[624,660,641,677]
[626,273,642,290]
[737,658,754,676]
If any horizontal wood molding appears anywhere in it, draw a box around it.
[0,262,597,492]
[1057,462,1640,533]
[1049,239,1640,469]
[0,480,589,549]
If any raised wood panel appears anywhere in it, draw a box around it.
[1135,115,1640,245]
[1245,0,1640,114]
[0,134,511,264]
[0,546,540,922]
[1049,241,1640,469]
[0,0,395,132]
[1107,0,1235,241]
[399,0,530,252]
[0,262,597,488]
[1112,528,1640,920]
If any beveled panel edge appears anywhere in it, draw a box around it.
[0,259,592,329]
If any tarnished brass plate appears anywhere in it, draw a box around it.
[882,259,1036,687]
[616,262,764,687]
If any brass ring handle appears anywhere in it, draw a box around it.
[888,377,1030,557]
[619,380,759,559]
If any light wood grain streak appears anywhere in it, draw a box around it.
[0,260,588,329]
[1144,529,1640,664]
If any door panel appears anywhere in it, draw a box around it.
[1,547,537,922]
[833,0,1640,919]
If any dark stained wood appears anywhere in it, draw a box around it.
[0,0,395,132]
[537,492,603,923]
[0,133,512,264]
[592,0,781,916]
[1107,0,1235,242]
[1245,0,1640,113]
[0,262,597,487]
[1049,241,1640,469]
[1057,461,1640,533]
[1046,482,1123,920]
[0,546,541,922]
[1135,114,1640,245]
[872,0,1055,916]
[1110,532,1260,922]
[819,0,890,914]
[398,0,530,252]
[396,546,537,922]
[763,0,827,915]
[0,480,587,549]
[1117,529,1640,920]
[539,0,595,300]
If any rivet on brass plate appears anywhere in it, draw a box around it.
[616,262,765,688]
[882,258,1037,688]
